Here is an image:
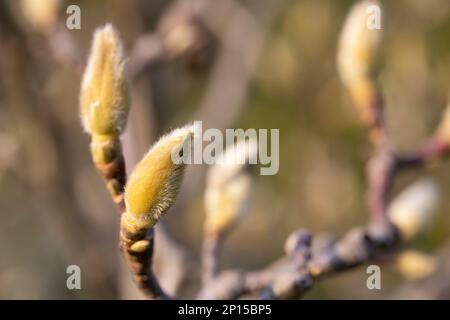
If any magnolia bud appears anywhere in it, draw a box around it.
[204,138,257,235]
[123,125,194,234]
[80,24,130,139]
[388,179,439,241]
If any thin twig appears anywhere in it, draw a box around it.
[201,233,223,285]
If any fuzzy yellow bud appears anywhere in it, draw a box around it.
[388,179,439,241]
[80,24,130,139]
[435,100,450,144]
[204,138,257,235]
[394,250,437,280]
[21,0,59,33]
[338,0,382,87]
[123,125,194,234]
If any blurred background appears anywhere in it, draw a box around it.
[0,0,450,299]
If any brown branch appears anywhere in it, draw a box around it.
[397,137,450,168]
[197,224,397,299]
[92,139,127,213]
[201,233,223,285]
[119,228,171,299]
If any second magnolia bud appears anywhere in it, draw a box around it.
[123,125,194,235]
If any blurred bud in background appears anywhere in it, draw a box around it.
[123,125,194,234]
[20,0,60,34]
[157,2,210,67]
[388,179,440,241]
[160,14,201,59]
[337,0,382,124]
[394,250,437,280]
[204,138,257,236]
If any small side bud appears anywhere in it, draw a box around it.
[204,138,257,235]
[123,125,194,234]
[129,240,151,253]
[388,179,439,241]
[80,24,130,139]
